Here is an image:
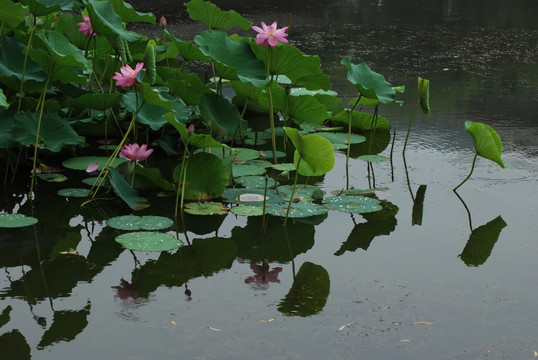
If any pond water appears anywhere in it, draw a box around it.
[1,1,538,359]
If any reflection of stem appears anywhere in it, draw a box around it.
[453,189,473,231]
[390,129,396,182]
[284,158,301,226]
[453,153,478,191]
[346,98,361,189]
[402,152,415,202]
[262,175,268,232]
[283,226,296,279]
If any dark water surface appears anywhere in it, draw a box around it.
[1,1,538,359]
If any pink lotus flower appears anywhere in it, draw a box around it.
[251,21,289,48]
[86,161,100,173]
[120,143,154,161]
[112,62,145,88]
[77,16,98,37]
[159,16,167,28]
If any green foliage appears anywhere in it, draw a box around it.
[465,121,509,168]
[284,127,335,176]
[341,57,396,104]
[185,0,252,30]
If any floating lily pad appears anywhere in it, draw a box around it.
[82,177,107,186]
[358,154,390,162]
[57,188,92,197]
[221,188,284,205]
[243,138,267,146]
[331,187,388,196]
[277,185,325,202]
[107,215,174,231]
[235,176,277,189]
[0,213,38,228]
[247,159,273,168]
[266,202,328,218]
[316,132,366,146]
[233,163,266,177]
[36,173,67,182]
[271,163,295,171]
[325,195,382,214]
[62,156,127,171]
[229,205,264,216]
[260,150,287,160]
[184,202,229,215]
[115,231,182,252]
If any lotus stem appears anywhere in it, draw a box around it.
[453,153,478,191]
[284,158,301,226]
[402,103,419,155]
[18,25,36,112]
[268,83,277,163]
[262,174,269,232]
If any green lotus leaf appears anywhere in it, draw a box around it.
[272,163,295,172]
[221,188,283,205]
[107,215,173,231]
[316,132,366,146]
[284,127,335,176]
[69,92,123,111]
[325,195,382,214]
[341,58,396,104]
[332,110,391,131]
[278,262,330,317]
[465,121,509,168]
[266,202,328,218]
[233,164,266,177]
[229,205,264,217]
[108,0,155,23]
[0,213,38,228]
[185,0,252,30]
[358,154,390,162]
[85,0,140,42]
[418,77,431,115]
[115,231,182,252]
[0,0,28,28]
[108,168,148,210]
[184,202,229,215]
[277,185,325,202]
[62,156,127,171]
[57,188,92,198]
[331,188,388,196]
[235,176,277,189]
[195,30,267,87]
[260,150,287,160]
[82,177,107,187]
[36,173,67,183]
[34,31,90,71]
[200,93,246,140]
[0,89,7,109]
[0,36,46,93]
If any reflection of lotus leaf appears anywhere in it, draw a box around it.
[325,195,382,214]
[278,262,330,317]
[459,216,507,267]
[107,215,173,231]
[0,213,38,228]
[115,232,182,252]
[184,201,229,215]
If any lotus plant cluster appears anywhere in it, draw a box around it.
[0,0,507,217]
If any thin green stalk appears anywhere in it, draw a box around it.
[30,73,52,194]
[268,83,277,163]
[262,174,269,232]
[346,97,361,169]
[402,102,419,155]
[18,25,36,112]
[284,158,301,226]
[453,153,478,191]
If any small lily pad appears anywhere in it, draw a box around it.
[107,215,174,231]
[325,196,382,214]
[271,163,295,171]
[82,177,107,186]
[331,188,388,196]
[37,173,67,182]
[235,176,277,189]
[62,156,127,171]
[233,164,266,177]
[317,132,366,145]
[358,154,390,162]
[183,202,229,215]
[277,185,326,202]
[57,188,92,197]
[115,231,182,252]
[266,202,328,218]
[229,205,264,216]
[260,150,287,160]
[221,188,284,205]
[0,213,38,228]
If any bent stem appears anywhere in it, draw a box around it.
[284,158,301,226]
[402,102,419,155]
[453,153,478,192]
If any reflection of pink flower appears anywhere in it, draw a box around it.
[112,62,145,88]
[111,278,138,299]
[251,21,289,47]
[120,143,153,161]
[77,16,98,37]
[245,261,282,290]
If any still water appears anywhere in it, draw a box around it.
[1,1,538,359]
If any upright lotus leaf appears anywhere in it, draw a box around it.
[185,0,252,30]
[108,0,155,24]
[284,127,335,176]
[34,32,91,72]
[166,73,212,106]
[200,93,246,139]
[195,30,267,87]
[134,167,175,192]
[250,42,331,91]
[37,304,91,349]
[465,121,509,168]
[13,112,85,152]
[278,262,330,317]
[459,216,507,266]
[341,58,396,104]
[0,330,31,360]
[418,77,431,115]
[69,92,123,110]
[0,0,28,28]
[108,168,148,210]
[19,0,69,16]
[165,30,210,62]
[28,48,87,85]
[332,110,391,131]
[0,36,46,90]
[174,152,229,201]
[85,0,140,42]
[0,89,7,109]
